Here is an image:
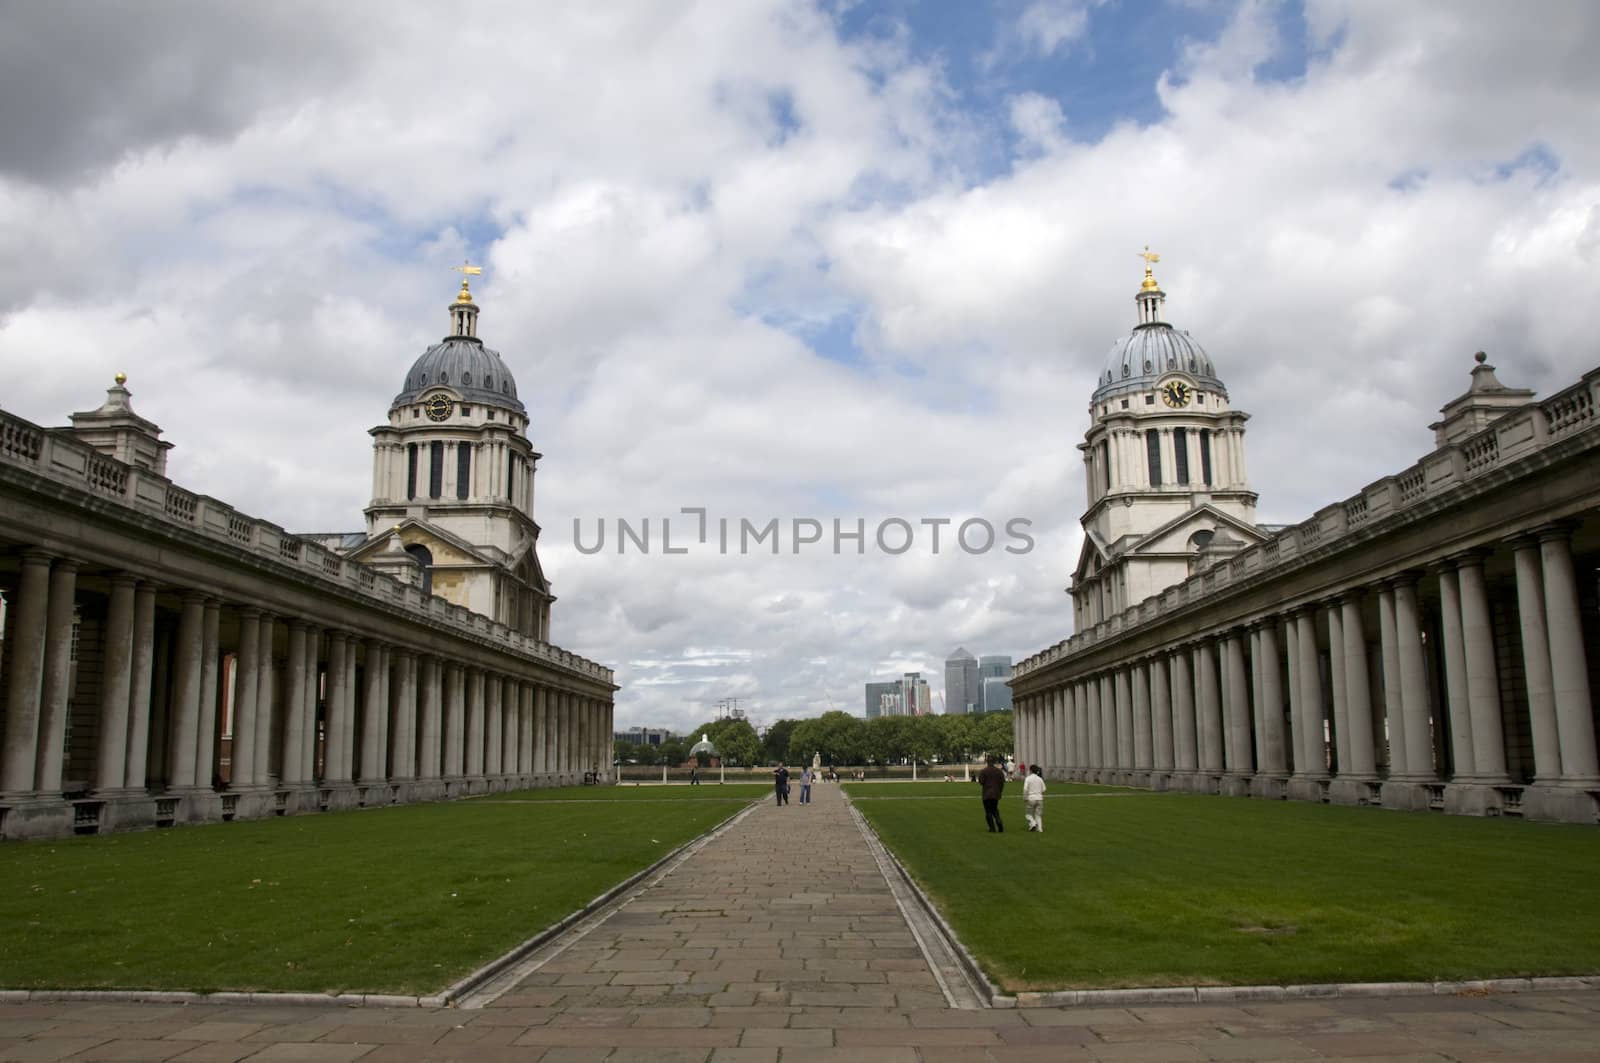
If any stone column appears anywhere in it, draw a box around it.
[1376,585,1407,776]
[531,685,546,775]
[1223,631,1251,783]
[341,635,359,783]
[1196,639,1223,776]
[301,626,321,782]
[360,642,387,783]
[194,600,221,791]
[1340,594,1377,779]
[1114,668,1133,773]
[165,593,206,790]
[1514,538,1561,783]
[1257,620,1287,779]
[1150,656,1173,780]
[1,551,52,797]
[1171,649,1197,779]
[1435,563,1476,779]
[123,581,157,790]
[465,668,485,782]
[1132,661,1153,777]
[324,631,348,785]
[1457,553,1509,782]
[391,650,416,780]
[1294,609,1326,783]
[228,608,261,790]
[1284,614,1302,775]
[1099,674,1116,770]
[251,612,275,788]
[486,675,504,783]
[35,559,80,797]
[1083,677,1102,778]
[1541,527,1599,784]
[1390,575,1438,791]
[281,622,307,787]
[1327,601,1349,776]
[418,656,441,782]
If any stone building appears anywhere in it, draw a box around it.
[0,278,616,841]
[1012,258,1599,825]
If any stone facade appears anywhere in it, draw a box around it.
[0,335,615,843]
[1014,354,1600,825]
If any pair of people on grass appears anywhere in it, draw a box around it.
[976,758,1046,833]
[772,764,815,805]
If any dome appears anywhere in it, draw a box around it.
[1094,323,1223,401]
[689,734,717,756]
[392,336,527,414]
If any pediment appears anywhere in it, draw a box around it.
[347,518,499,567]
[1123,505,1265,557]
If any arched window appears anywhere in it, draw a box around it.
[1188,529,1214,552]
[404,543,434,596]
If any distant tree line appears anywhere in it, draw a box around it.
[613,711,1013,768]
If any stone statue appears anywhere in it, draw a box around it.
[812,751,822,769]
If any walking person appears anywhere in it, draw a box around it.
[774,764,790,806]
[799,766,813,804]
[1024,764,1046,832]
[977,755,1006,833]
[689,765,699,786]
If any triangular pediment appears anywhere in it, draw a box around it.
[1123,504,1265,557]
[1071,528,1112,583]
[347,517,500,568]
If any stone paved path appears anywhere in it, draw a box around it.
[4,782,1599,1061]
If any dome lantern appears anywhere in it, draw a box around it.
[450,262,481,338]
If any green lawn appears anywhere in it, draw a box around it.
[0,788,749,994]
[852,790,1600,992]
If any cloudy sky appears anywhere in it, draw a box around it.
[3,1,1597,735]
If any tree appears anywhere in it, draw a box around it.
[975,711,1014,758]
[685,718,762,766]
[656,737,688,766]
[931,713,977,763]
[790,711,866,766]
[762,718,798,765]
[613,739,638,764]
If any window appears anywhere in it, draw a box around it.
[460,405,472,417]
[456,443,471,500]
[487,410,495,420]
[429,441,443,499]
[412,408,420,419]
[1145,394,1155,405]
[1120,398,1129,409]
[406,443,418,500]
[1099,440,1110,492]
[1146,430,1162,486]
[1200,429,1213,485]
[507,450,516,501]
[1174,427,1190,484]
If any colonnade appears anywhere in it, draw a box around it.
[0,553,614,839]
[1016,526,1600,823]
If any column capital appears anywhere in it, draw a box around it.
[235,604,263,619]
[1380,569,1423,590]
[1533,520,1580,545]
[17,547,56,566]
[179,589,208,605]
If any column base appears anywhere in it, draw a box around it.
[313,784,362,812]
[1443,781,1516,817]
[463,775,489,795]
[1219,774,1253,797]
[0,796,74,840]
[165,787,224,825]
[356,783,398,808]
[1249,775,1289,800]
[1149,772,1173,792]
[1286,776,1331,803]
[1166,771,1200,793]
[1379,779,1442,812]
[93,790,159,832]
[1124,771,1152,789]
[1327,776,1383,807]
[1521,783,1600,824]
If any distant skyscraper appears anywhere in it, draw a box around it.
[979,655,1012,680]
[944,647,980,714]
[864,681,901,719]
[981,676,1014,712]
[900,672,932,716]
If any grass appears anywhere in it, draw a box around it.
[851,789,1600,992]
[0,786,750,994]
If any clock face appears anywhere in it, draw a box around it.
[1161,381,1192,408]
[425,394,453,422]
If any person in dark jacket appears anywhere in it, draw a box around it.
[773,764,790,806]
[976,756,1006,832]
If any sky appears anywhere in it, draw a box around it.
[3,1,1598,736]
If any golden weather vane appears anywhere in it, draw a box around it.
[453,261,482,303]
[1138,246,1161,290]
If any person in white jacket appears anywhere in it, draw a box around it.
[1023,764,1047,832]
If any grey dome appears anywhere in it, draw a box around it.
[392,337,526,413]
[1094,323,1224,402]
